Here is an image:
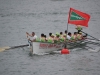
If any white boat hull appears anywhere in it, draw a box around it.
[30,40,86,54]
[30,42,64,54]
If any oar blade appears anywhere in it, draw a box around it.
[88,47,100,52]
[0,46,11,52]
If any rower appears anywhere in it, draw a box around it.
[67,32,71,40]
[60,32,63,38]
[60,33,67,42]
[54,34,60,43]
[64,30,67,35]
[76,32,82,40]
[44,35,47,41]
[36,38,40,42]
[82,32,88,39]
[26,32,37,42]
[26,32,37,48]
[71,32,77,40]
[55,32,59,36]
[40,33,45,42]
[51,34,55,40]
[63,34,67,41]
[76,25,82,34]
[47,33,54,43]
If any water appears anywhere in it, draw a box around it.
[0,0,100,75]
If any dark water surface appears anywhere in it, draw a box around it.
[0,0,100,75]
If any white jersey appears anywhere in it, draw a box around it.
[67,35,71,40]
[29,35,37,40]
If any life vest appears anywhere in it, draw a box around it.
[60,35,63,38]
[40,37,45,42]
[74,35,77,39]
[47,37,53,43]
[36,38,41,42]
[60,36,64,42]
[77,34,82,39]
[70,35,75,40]
[76,26,82,31]
[54,37,60,43]
[66,36,69,41]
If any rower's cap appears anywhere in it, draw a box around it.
[79,32,82,34]
[77,25,81,27]
[51,34,55,36]
[63,34,66,36]
[56,32,59,35]
[56,32,59,34]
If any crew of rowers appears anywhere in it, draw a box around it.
[26,25,87,43]
[35,30,86,43]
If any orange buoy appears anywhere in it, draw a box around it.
[61,48,70,54]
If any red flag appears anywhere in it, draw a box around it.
[68,8,90,27]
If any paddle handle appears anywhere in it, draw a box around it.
[81,31,100,41]
[10,44,29,49]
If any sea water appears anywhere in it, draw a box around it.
[0,0,100,75]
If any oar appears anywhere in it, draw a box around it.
[84,40,100,46]
[81,31,100,41]
[86,46,100,52]
[86,38,99,41]
[81,45,100,52]
[65,40,87,49]
[81,40,100,52]
[66,40,100,52]
[0,44,29,52]
[87,38,100,43]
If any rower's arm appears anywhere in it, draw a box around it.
[30,39,36,42]
[26,32,32,37]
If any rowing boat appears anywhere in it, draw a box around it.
[30,39,87,54]
[30,42,63,54]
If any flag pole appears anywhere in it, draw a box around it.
[64,22,69,49]
[66,22,69,48]
[61,22,69,54]
[65,8,70,49]
[61,8,70,54]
